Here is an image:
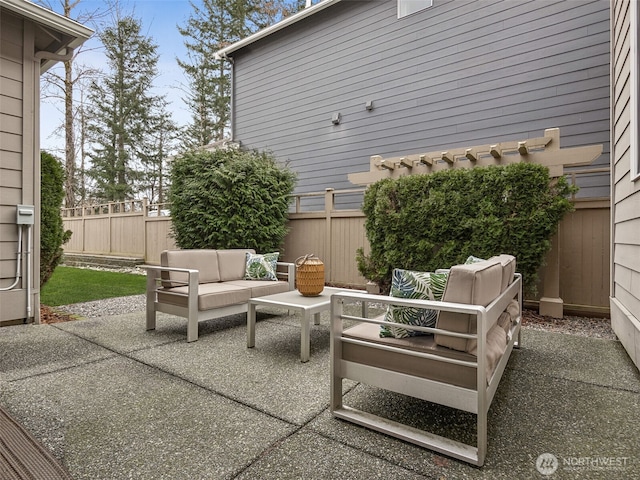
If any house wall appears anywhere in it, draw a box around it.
[230,0,610,204]
[610,0,640,370]
[0,10,40,324]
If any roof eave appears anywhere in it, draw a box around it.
[0,0,94,40]
[1,0,93,72]
[214,0,342,59]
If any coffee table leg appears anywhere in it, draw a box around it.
[247,303,256,348]
[301,310,311,362]
[313,312,320,325]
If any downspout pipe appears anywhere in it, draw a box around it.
[26,224,33,318]
[219,53,235,140]
[31,48,73,320]
[230,56,235,141]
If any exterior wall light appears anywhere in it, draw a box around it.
[332,112,341,124]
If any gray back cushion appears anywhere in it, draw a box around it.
[487,254,516,292]
[434,260,503,353]
[161,250,220,286]
[217,249,255,281]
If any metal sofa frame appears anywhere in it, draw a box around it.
[329,273,522,466]
[144,262,295,342]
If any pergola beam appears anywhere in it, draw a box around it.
[349,128,601,186]
[347,128,603,320]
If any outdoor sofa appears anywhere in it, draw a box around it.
[144,249,295,342]
[329,255,521,466]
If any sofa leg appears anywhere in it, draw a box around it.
[146,296,157,331]
[187,314,198,342]
[146,273,157,331]
[146,308,156,331]
[476,408,487,467]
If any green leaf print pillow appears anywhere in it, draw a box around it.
[244,252,279,281]
[380,269,448,338]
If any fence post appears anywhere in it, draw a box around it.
[325,188,334,283]
[142,198,148,263]
[82,205,86,253]
[108,202,114,255]
[539,233,563,318]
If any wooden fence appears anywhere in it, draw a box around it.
[61,189,610,315]
[62,200,176,263]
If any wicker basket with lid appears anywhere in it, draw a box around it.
[295,254,325,296]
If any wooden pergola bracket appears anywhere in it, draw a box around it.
[400,157,414,168]
[441,152,454,164]
[465,148,478,162]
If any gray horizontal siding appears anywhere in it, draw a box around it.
[611,0,640,323]
[232,0,610,200]
[0,10,23,60]
[0,12,23,282]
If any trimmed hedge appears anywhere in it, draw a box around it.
[169,149,296,252]
[356,163,577,295]
[40,151,72,287]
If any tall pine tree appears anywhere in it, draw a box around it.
[86,12,165,202]
[139,98,177,205]
[178,0,302,150]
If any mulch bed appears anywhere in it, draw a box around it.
[39,306,76,324]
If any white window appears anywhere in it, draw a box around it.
[398,0,433,19]
[632,0,640,181]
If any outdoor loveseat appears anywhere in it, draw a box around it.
[144,249,295,342]
[329,255,521,466]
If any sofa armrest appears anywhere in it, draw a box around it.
[333,291,485,339]
[142,264,201,342]
[332,274,522,343]
[142,265,200,288]
[276,262,296,290]
[142,265,201,311]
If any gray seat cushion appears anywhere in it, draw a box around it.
[226,280,289,297]
[342,319,509,389]
[158,283,251,310]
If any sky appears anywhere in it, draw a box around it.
[39,0,203,153]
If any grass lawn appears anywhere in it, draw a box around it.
[41,266,146,306]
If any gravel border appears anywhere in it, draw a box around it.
[54,265,616,339]
[59,294,147,319]
[521,309,616,340]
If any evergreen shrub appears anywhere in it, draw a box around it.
[169,149,296,252]
[40,151,72,287]
[356,163,577,295]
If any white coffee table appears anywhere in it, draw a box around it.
[247,287,366,362]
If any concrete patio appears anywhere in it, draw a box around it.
[1,304,639,479]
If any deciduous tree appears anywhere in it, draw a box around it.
[38,0,106,207]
